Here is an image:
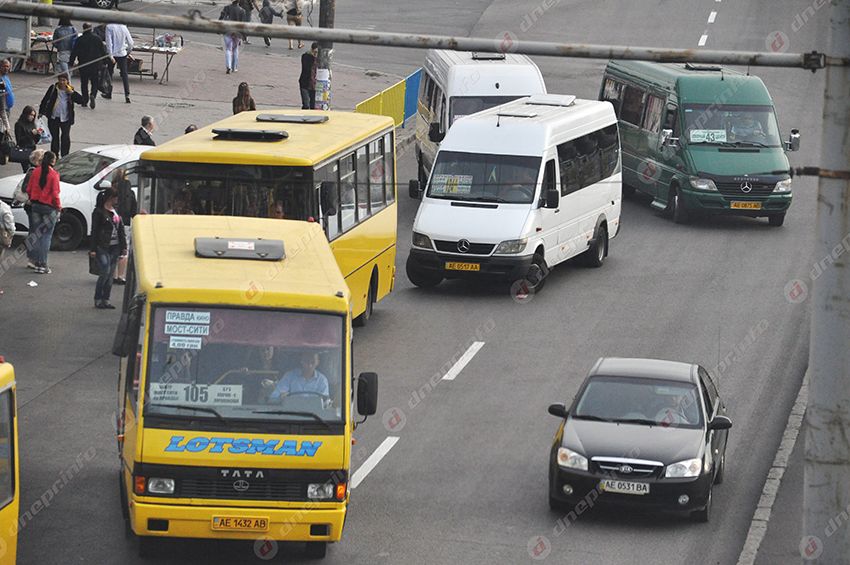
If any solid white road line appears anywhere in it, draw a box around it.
[699,33,709,46]
[442,341,485,381]
[736,373,809,565]
[708,11,717,23]
[351,436,400,489]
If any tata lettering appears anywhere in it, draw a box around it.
[165,436,322,457]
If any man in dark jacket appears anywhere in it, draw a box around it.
[70,23,108,110]
[133,115,156,146]
[299,42,318,110]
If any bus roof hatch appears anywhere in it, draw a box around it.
[212,128,289,142]
[256,114,329,124]
[194,237,285,261]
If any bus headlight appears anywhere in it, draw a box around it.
[494,238,527,254]
[412,232,433,249]
[307,483,334,500]
[689,177,717,191]
[774,178,792,193]
[147,477,175,495]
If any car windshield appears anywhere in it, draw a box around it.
[449,95,522,125]
[427,150,541,204]
[144,306,345,426]
[683,104,782,147]
[573,376,704,429]
[54,151,117,185]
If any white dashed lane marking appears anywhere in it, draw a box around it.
[698,33,709,46]
[708,11,717,23]
[442,341,485,381]
[351,436,400,489]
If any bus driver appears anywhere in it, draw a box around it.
[262,351,329,403]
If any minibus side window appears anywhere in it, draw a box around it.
[601,77,624,115]
[384,132,395,204]
[557,141,580,196]
[642,95,665,133]
[0,390,14,510]
[355,146,370,221]
[619,85,646,126]
[664,104,680,136]
[577,134,602,187]
[368,138,386,213]
[543,159,557,195]
[598,125,620,178]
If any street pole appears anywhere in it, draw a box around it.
[316,0,334,110]
[803,0,850,563]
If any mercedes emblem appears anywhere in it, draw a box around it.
[457,239,471,253]
[740,181,753,193]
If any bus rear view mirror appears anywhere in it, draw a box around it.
[660,129,679,149]
[357,372,378,416]
[785,129,800,152]
[409,179,422,200]
[112,296,144,357]
[546,188,559,209]
[320,181,338,216]
[428,122,444,143]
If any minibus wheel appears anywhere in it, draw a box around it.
[669,186,690,224]
[582,225,608,268]
[768,213,785,227]
[304,541,328,559]
[525,253,547,293]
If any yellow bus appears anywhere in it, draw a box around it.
[0,359,19,564]
[134,110,398,326]
[113,215,378,559]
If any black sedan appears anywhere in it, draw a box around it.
[547,357,731,522]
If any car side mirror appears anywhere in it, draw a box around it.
[660,129,679,149]
[428,122,444,143]
[96,179,112,190]
[320,180,337,216]
[548,403,569,419]
[408,179,422,200]
[708,415,732,431]
[785,129,800,152]
[545,188,559,209]
[357,372,378,416]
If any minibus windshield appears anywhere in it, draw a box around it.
[140,161,314,220]
[683,104,782,147]
[144,306,344,426]
[450,96,522,125]
[427,150,541,204]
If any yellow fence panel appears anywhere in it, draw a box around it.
[355,92,383,116]
[355,79,406,126]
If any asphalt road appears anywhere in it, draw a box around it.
[0,0,831,563]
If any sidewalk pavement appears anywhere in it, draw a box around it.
[0,24,404,178]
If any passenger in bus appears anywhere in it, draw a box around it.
[262,351,329,402]
[271,200,286,219]
[165,191,195,215]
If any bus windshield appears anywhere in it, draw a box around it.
[683,104,782,147]
[140,161,314,220]
[144,306,345,425]
[449,95,522,125]
[427,151,541,204]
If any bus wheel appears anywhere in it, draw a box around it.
[768,213,785,227]
[582,225,608,268]
[353,274,376,327]
[670,187,690,224]
[304,541,328,559]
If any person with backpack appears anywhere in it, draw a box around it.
[26,151,60,274]
[258,0,283,47]
[220,0,246,74]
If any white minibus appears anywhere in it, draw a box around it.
[407,94,621,292]
[415,50,547,185]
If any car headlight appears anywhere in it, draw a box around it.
[664,458,702,478]
[493,238,527,255]
[689,177,717,191]
[147,477,175,494]
[556,447,588,471]
[307,483,334,500]
[774,178,792,193]
[412,231,432,249]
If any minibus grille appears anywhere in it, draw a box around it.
[434,240,495,255]
[716,182,775,197]
[179,478,307,501]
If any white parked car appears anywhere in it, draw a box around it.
[0,145,149,250]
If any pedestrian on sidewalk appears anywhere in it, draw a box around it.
[105,22,134,103]
[239,0,261,43]
[53,18,78,76]
[258,0,283,47]
[0,197,14,294]
[14,106,40,173]
[299,42,318,110]
[284,0,304,50]
[38,73,85,157]
[0,59,15,125]
[26,151,60,275]
[89,186,126,309]
[112,168,136,285]
[233,82,256,114]
[220,0,246,74]
[70,23,108,110]
[133,115,156,146]
[16,149,45,270]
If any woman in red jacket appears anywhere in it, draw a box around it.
[26,151,60,274]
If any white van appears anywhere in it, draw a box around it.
[406,94,621,292]
[415,50,547,185]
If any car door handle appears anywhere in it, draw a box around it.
[554,209,560,213]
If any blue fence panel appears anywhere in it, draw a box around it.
[402,68,422,128]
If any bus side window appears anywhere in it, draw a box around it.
[384,132,395,204]
[316,163,340,240]
[355,146,370,222]
[368,138,386,213]
[339,154,356,232]
[126,301,145,412]
[0,389,13,510]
